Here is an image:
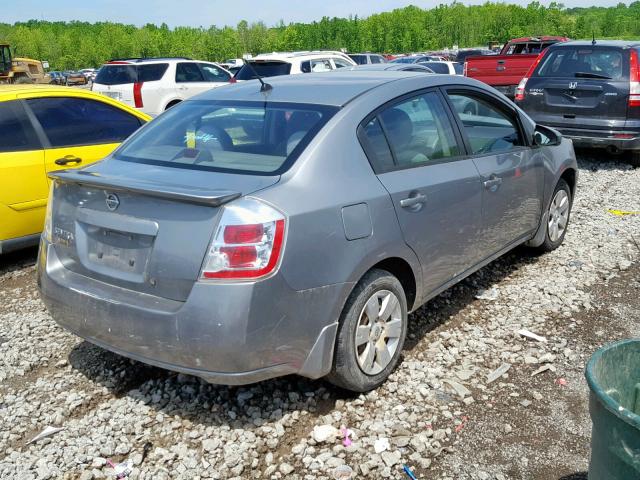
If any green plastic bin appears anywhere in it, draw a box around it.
[585,339,640,479]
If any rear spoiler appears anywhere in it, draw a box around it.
[48,170,240,207]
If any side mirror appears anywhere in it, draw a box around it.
[533,124,561,147]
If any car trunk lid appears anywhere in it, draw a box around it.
[48,160,279,302]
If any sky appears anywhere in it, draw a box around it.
[4,0,624,28]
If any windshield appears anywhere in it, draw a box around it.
[535,47,627,80]
[420,62,449,74]
[235,62,292,80]
[0,46,11,72]
[95,63,169,85]
[115,100,338,175]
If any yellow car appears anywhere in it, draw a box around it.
[0,85,150,254]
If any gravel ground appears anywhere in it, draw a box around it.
[1,153,639,480]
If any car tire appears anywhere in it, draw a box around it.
[166,100,181,111]
[630,151,640,168]
[327,269,408,392]
[535,178,572,253]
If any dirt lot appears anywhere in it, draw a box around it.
[1,153,639,480]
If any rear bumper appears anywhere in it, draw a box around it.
[38,241,350,385]
[555,127,640,151]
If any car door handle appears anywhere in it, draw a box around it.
[483,175,503,190]
[400,193,427,209]
[54,155,83,166]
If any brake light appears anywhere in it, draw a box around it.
[515,52,545,102]
[629,49,640,107]
[133,82,144,108]
[201,198,286,280]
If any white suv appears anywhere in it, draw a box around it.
[234,51,357,80]
[92,58,232,117]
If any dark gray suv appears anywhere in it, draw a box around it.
[39,72,577,392]
[515,40,640,163]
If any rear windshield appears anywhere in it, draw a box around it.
[535,47,628,80]
[95,63,169,85]
[235,62,292,80]
[114,100,338,175]
[349,54,367,65]
[420,62,449,74]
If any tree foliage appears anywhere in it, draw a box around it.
[3,2,640,70]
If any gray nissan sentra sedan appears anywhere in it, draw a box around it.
[38,71,577,392]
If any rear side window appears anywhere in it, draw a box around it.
[360,92,460,172]
[115,100,338,175]
[371,55,383,64]
[138,63,169,82]
[27,97,142,148]
[0,101,41,152]
[235,62,292,80]
[447,93,523,155]
[535,47,627,80]
[453,63,463,75]
[176,63,204,82]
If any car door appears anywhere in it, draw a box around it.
[358,90,484,296]
[198,62,231,89]
[175,62,209,99]
[444,88,543,256]
[0,99,47,243]
[24,96,144,179]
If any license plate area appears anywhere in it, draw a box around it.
[102,91,122,100]
[79,223,154,282]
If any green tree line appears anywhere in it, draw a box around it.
[2,1,640,70]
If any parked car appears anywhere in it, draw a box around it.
[391,55,443,64]
[349,64,435,73]
[418,61,464,75]
[48,71,65,85]
[0,85,150,254]
[39,71,577,391]
[515,40,640,164]
[348,53,387,65]
[79,68,97,82]
[465,36,569,98]
[455,48,496,65]
[92,58,232,117]
[234,51,357,80]
[65,71,88,86]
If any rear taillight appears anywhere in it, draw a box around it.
[515,52,545,102]
[200,198,286,280]
[133,82,144,108]
[629,49,640,107]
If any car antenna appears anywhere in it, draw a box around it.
[244,60,272,93]
[592,33,597,46]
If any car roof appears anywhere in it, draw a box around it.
[552,40,640,48]
[251,51,352,62]
[197,70,471,106]
[0,85,151,120]
[348,64,433,72]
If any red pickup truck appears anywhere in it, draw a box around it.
[464,36,569,98]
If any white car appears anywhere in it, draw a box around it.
[417,61,464,75]
[92,58,232,117]
[234,51,357,81]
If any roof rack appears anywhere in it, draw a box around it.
[106,57,193,63]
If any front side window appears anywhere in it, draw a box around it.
[311,59,332,72]
[333,58,353,69]
[199,63,230,82]
[0,101,41,152]
[176,62,204,82]
[448,93,523,155]
[360,92,460,171]
[115,101,338,175]
[27,97,142,148]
